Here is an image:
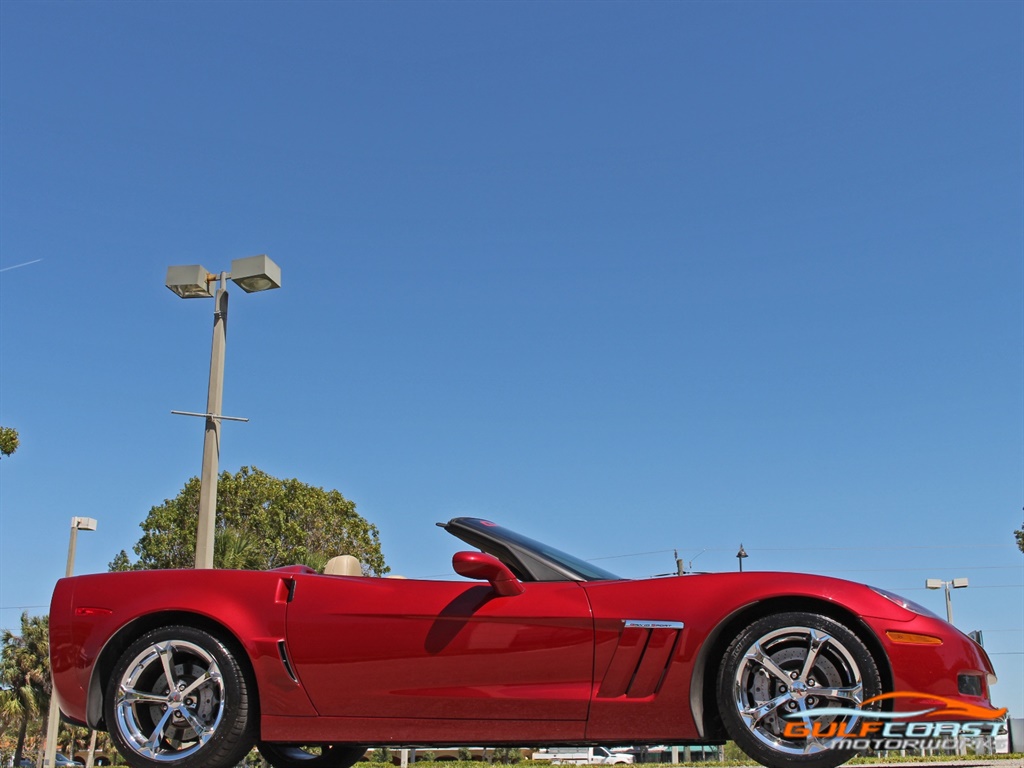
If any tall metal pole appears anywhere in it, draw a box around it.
[45,519,94,768]
[65,525,79,581]
[926,577,967,625]
[195,275,228,569]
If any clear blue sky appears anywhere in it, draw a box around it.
[2,0,1022,716]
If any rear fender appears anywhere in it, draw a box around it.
[58,570,318,728]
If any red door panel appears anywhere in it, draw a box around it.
[285,575,594,721]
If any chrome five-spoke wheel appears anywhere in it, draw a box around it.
[717,612,882,768]
[105,626,256,768]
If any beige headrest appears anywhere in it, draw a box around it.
[324,555,363,576]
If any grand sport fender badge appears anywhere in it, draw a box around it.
[624,619,685,629]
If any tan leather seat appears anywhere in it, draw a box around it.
[323,555,363,576]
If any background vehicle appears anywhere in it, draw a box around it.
[50,517,1000,768]
[72,753,112,767]
[16,756,84,768]
[533,747,633,764]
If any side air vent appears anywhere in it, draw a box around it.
[278,640,298,683]
[597,620,684,699]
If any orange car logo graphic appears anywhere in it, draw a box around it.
[859,692,1007,720]
[784,691,1006,726]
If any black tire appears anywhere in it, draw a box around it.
[258,743,368,768]
[716,611,883,768]
[104,625,257,768]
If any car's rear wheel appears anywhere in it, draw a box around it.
[257,743,367,768]
[716,611,883,768]
[104,625,256,768]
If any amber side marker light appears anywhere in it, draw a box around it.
[74,607,113,617]
[886,630,943,645]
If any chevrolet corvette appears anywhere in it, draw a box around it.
[49,517,1000,768]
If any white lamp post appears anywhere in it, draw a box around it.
[43,517,97,768]
[165,255,281,569]
[925,577,969,624]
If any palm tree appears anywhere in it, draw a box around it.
[0,613,51,765]
[215,526,265,570]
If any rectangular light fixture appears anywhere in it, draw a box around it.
[230,254,281,293]
[166,265,214,298]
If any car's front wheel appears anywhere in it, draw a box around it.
[104,625,257,768]
[257,743,368,768]
[716,611,883,768]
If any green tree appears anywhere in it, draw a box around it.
[1016,521,1024,553]
[0,613,50,766]
[0,426,19,459]
[110,466,388,574]
[491,747,522,764]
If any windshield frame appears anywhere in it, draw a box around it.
[439,517,622,582]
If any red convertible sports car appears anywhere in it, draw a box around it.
[50,518,1001,768]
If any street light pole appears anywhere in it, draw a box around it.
[925,577,969,624]
[736,544,748,572]
[44,517,97,768]
[165,256,281,570]
[195,275,228,570]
